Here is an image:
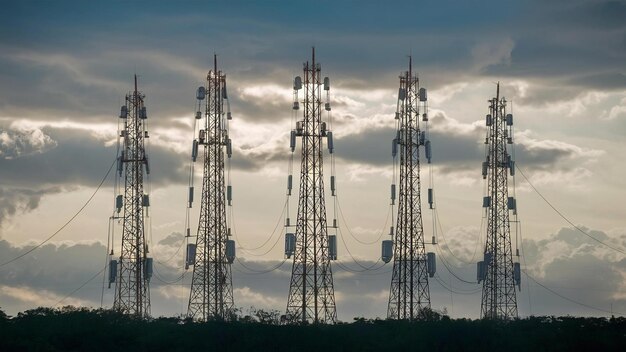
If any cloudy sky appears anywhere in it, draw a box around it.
[1,0,625,320]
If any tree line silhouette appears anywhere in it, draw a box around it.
[1,306,624,351]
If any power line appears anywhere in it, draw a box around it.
[434,242,477,284]
[336,195,389,245]
[517,165,626,255]
[335,261,391,275]
[152,271,186,285]
[433,205,483,265]
[334,259,386,273]
[154,235,186,266]
[55,266,106,307]
[234,258,287,274]
[433,274,481,295]
[234,216,286,257]
[0,157,116,267]
[337,227,385,270]
[232,198,288,253]
[522,269,624,316]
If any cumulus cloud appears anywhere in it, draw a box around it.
[157,232,185,247]
[520,226,626,315]
[0,125,57,159]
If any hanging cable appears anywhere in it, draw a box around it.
[155,237,186,266]
[334,259,387,273]
[434,274,481,295]
[522,269,623,316]
[335,196,391,245]
[518,219,533,315]
[234,257,288,274]
[433,240,477,284]
[152,271,186,285]
[100,214,115,307]
[234,220,285,257]
[55,266,107,307]
[1,157,117,267]
[335,261,391,275]
[433,205,483,266]
[517,165,626,255]
[231,198,288,253]
[336,227,386,270]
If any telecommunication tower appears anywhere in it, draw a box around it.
[477,83,521,319]
[186,55,236,321]
[384,57,436,320]
[110,75,152,317]
[285,48,337,324]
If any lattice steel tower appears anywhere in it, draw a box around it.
[477,83,520,319]
[286,48,337,324]
[386,57,435,320]
[186,55,236,321]
[112,75,152,317]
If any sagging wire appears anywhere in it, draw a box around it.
[335,195,391,246]
[234,257,288,274]
[433,205,484,266]
[433,238,477,285]
[517,165,626,255]
[336,226,387,271]
[335,261,390,275]
[434,274,481,295]
[56,266,107,307]
[0,158,117,268]
[230,198,288,254]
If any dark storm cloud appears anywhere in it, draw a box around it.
[499,82,585,107]
[0,124,187,189]
[0,0,623,130]
[336,128,394,167]
[229,85,292,123]
[567,73,626,91]
[549,0,626,30]
[331,111,601,174]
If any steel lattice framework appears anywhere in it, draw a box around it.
[187,57,235,321]
[387,58,431,319]
[286,48,337,324]
[480,84,518,319]
[114,76,151,317]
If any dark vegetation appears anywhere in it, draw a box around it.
[1,306,625,351]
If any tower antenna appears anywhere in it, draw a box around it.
[385,56,436,319]
[186,55,236,320]
[477,83,521,319]
[285,48,337,324]
[111,76,152,317]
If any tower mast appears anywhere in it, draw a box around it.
[112,75,152,317]
[478,83,520,319]
[187,55,236,321]
[286,48,337,324]
[386,57,435,320]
